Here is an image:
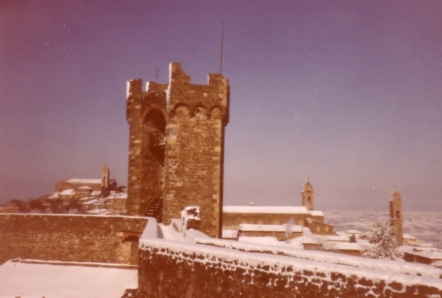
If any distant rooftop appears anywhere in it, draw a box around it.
[239,224,303,232]
[223,206,312,214]
[66,179,101,184]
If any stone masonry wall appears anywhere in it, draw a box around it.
[162,63,229,238]
[126,79,168,216]
[223,212,311,229]
[126,78,144,215]
[126,63,229,235]
[0,214,147,265]
[138,239,442,298]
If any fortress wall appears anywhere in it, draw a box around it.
[162,63,229,238]
[138,221,442,298]
[0,214,148,265]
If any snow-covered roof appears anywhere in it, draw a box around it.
[60,189,75,195]
[346,229,363,234]
[433,260,442,268]
[310,210,324,216]
[48,192,59,199]
[238,236,281,246]
[403,234,417,240]
[223,206,310,214]
[292,235,322,244]
[78,186,93,190]
[222,229,239,239]
[324,235,350,242]
[239,224,303,233]
[104,192,128,200]
[0,260,137,298]
[399,246,442,260]
[329,242,362,251]
[419,242,435,248]
[91,190,101,196]
[82,199,99,205]
[66,179,101,184]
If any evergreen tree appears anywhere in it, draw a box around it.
[362,218,403,260]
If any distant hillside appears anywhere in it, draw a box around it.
[324,211,442,249]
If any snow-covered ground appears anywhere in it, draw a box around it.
[0,260,137,298]
[325,210,442,248]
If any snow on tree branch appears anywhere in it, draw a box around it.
[362,218,403,260]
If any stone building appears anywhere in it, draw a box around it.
[222,181,334,238]
[390,188,403,246]
[126,62,229,238]
[51,164,116,200]
[0,203,19,213]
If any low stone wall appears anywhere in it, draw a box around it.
[138,220,442,298]
[0,214,148,265]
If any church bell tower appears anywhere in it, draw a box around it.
[389,188,403,246]
[101,163,110,196]
[302,179,314,210]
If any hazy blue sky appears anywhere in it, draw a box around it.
[1,0,442,211]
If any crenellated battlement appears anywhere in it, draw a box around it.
[126,63,229,237]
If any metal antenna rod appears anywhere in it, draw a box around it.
[220,21,225,75]
[155,68,159,83]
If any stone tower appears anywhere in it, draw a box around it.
[101,163,110,196]
[389,189,403,246]
[126,62,229,238]
[302,179,314,210]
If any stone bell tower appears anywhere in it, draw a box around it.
[126,62,229,238]
[389,189,403,246]
[101,163,110,196]
[302,179,314,210]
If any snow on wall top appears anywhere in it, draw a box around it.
[310,210,324,216]
[140,235,442,290]
[139,219,442,280]
[223,206,310,214]
[222,229,238,238]
[239,224,303,232]
[403,234,417,239]
[66,179,101,184]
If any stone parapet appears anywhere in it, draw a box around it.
[138,220,442,298]
[0,214,148,265]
